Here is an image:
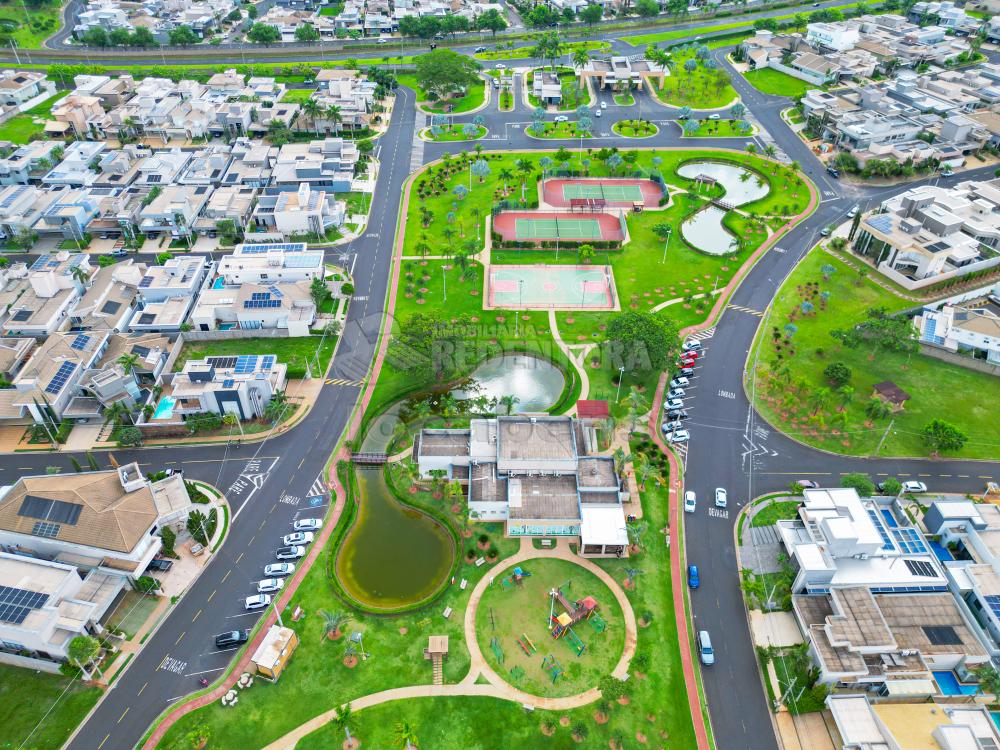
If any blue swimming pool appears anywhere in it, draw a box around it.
[991,711,1000,732]
[212,277,225,289]
[152,396,177,420]
[929,539,955,562]
[933,670,979,696]
[881,509,899,528]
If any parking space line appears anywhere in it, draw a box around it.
[137,682,147,696]
[207,589,216,602]
[248,536,255,546]
[235,552,244,564]
[186,666,225,677]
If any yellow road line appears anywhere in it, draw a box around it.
[99,735,110,748]
[221,570,231,583]
[118,708,130,724]
[174,631,185,646]
[192,609,202,622]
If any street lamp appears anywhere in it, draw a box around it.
[661,226,672,264]
[614,365,625,403]
[442,265,447,302]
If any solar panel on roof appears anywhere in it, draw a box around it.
[866,509,895,551]
[891,528,928,555]
[30,255,49,271]
[132,346,150,358]
[44,361,77,395]
[138,313,155,325]
[923,625,960,646]
[904,559,937,578]
[139,276,154,288]
[261,355,275,371]
[985,595,1000,621]
[866,214,893,233]
[206,356,237,369]
[70,334,90,351]
[0,584,49,625]
[11,309,31,322]
[101,301,121,315]
[268,286,283,298]
[18,495,82,525]
[222,379,234,388]
[283,253,322,268]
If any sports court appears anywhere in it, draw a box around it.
[492,211,625,243]
[542,178,664,208]
[486,264,618,310]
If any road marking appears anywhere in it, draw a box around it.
[958,474,970,478]
[758,471,832,476]
[207,589,216,602]
[940,474,952,478]
[248,536,255,546]
[259,520,266,530]
[158,655,168,669]
[270,504,277,514]
[235,552,244,563]
[175,631,186,646]
[325,378,363,386]
[98,735,110,748]
[221,570,232,583]
[718,389,736,399]
[192,609,202,622]
[186,666,225,677]
[297,458,305,470]
[118,708,130,724]
[727,304,765,317]
[137,681,147,696]
[980,476,994,480]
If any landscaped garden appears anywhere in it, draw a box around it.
[528,120,592,139]
[683,118,754,138]
[0,90,69,144]
[650,46,738,110]
[612,119,658,138]
[476,40,610,61]
[422,122,487,142]
[397,70,486,115]
[613,91,635,106]
[0,0,61,48]
[0,664,102,750]
[525,67,591,111]
[748,244,1000,459]
[742,67,814,99]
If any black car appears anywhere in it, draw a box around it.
[146,558,174,572]
[214,630,250,649]
[826,166,840,178]
[666,410,690,420]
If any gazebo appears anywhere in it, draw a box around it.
[872,381,911,412]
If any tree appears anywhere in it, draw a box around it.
[81,27,109,47]
[879,477,902,496]
[222,412,244,439]
[247,23,281,44]
[246,3,258,18]
[841,472,875,497]
[109,27,131,46]
[598,675,627,701]
[394,722,419,749]
[11,227,38,250]
[865,397,891,421]
[310,276,331,307]
[331,703,355,745]
[605,311,679,374]
[67,635,101,679]
[498,394,519,415]
[823,362,851,388]
[184,724,211,750]
[319,610,352,641]
[414,49,480,101]
[831,307,917,355]
[532,31,565,70]
[117,353,140,376]
[263,390,288,423]
[580,3,603,25]
[475,8,507,36]
[295,23,320,42]
[636,0,659,16]
[922,419,968,454]
[130,27,158,47]
[974,665,1000,697]
[168,25,198,45]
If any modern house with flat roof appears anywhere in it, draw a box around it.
[217,242,324,285]
[827,695,1000,748]
[579,56,666,91]
[916,296,1000,366]
[190,280,316,335]
[417,416,629,556]
[2,253,92,338]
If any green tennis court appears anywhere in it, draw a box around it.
[562,183,645,202]
[514,217,602,240]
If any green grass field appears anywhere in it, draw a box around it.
[424,123,486,142]
[528,120,592,139]
[650,49,737,109]
[743,67,814,99]
[614,92,635,106]
[279,88,317,103]
[684,119,753,138]
[476,40,610,61]
[397,73,486,114]
[612,119,658,138]
[749,246,1000,459]
[0,665,102,750]
[0,90,69,144]
[751,500,802,527]
[173,336,337,380]
[0,0,61,48]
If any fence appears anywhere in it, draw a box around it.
[919,342,1000,378]
[877,256,1000,292]
[179,328,292,342]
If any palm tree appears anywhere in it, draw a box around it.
[103,400,132,426]
[515,158,533,185]
[331,703,356,746]
[612,446,632,479]
[324,104,343,134]
[70,265,90,286]
[116,353,140,376]
[301,98,323,132]
[395,722,419,750]
[572,46,590,73]
[626,521,648,551]
[222,412,244,438]
[623,567,643,588]
[319,609,352,641]
[498,394,519,415]
[498,167,514,195]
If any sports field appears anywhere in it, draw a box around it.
[487,264,617,310]
[493,211,625,243]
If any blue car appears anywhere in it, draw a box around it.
[688,564,700,589]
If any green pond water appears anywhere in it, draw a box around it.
[336,470,455,610]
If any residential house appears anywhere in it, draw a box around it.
[137,184,213,240]
[532,70,562,106]
[192,185,257,237]
[189,280,316,334]
[67,261,144,333]
[252,183,345,238]
[0,338,33,381]
[0,142,65,186]
[269,138,359,191]
[220,140,275,188]
[827,696,1000,749]
[216,241,324,285]
[38,188,103,242]
[0,185,68,242]
[579,56,667,91]
[2,254,92,338]
[41,142,107,189]
[313,70,377,129]
[129,256,212,333]
[44,95,107,140]
[0,70,55,109]
[916,296,1000,366]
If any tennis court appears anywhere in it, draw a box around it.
[487,264,618,310]
[543,178,664,208]
[493,211,625,243]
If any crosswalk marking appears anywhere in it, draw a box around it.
[728,304,765,318]
[688,326,715,342]
[308,477,327,497]
[325,378,363,387]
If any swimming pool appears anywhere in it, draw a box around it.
[933,670,979,696]
[212,277,225,289]
[991,711,1000,732]
[152,396,177,420]
[929,539,955,562]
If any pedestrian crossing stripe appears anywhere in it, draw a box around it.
[689,326,715,341]
[728,304,765,318]
[325,378,363,387]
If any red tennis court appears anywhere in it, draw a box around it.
[543,178,664,208]
[493,211,625,242]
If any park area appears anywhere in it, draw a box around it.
[475,558,625,698]
[486,264,617,310]
[749,245,1000,459]
[397,73,486,115]
[650,47,738,109]
[742,67,814,99]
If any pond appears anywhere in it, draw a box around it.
[336,470,455,610]
[677,160,770,255]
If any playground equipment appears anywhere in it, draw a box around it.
[549,588,600,638]
[563,626,586,657]
[516,632,537,656]
[501,565,533,591]
[541,654,564,684]
[490,636,505,665]
[589,611,607,633]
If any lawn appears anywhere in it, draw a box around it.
[280,88,318,103]
[748,246,1000,459]
[750,500,801,527]
[0,0,61,48]
[105,590,161,639]
[397,73,486,114]
[172,335,337,380]
[650,49,737,109]
[476,40,611,61]
[684,119,754,138]
[528,120,592,139]
[0,664,102,750]
[525,67,591,111]
[743,68,814,99]
[613,92,634,106]
[474,557,626,698]
[295,463,698,750]
[423,123,486,142]
[334,191,371,216]
[0,90,69,144]
[612,119,658,138]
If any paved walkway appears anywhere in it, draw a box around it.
[548,309,592,404]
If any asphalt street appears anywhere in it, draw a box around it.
[7,45,1000,750]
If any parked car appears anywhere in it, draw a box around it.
[264,562,295,577]
[600,101,607,109]
[294,518,323,531]
[146,558,173,573]
[666,410,690,420]
[820,227,831,237]
[244,594,272,611]
[377,37,387,44]
[681,349,700,361]
[688,564,700,588]
[554,115,569,122]
[214,630,250,649]
[826,166,840,178]
[847,205,859,218]
[670,376,690,388]
[684,491,697,513]
[901,481,928,493]
[496,63,506,70]
[281,532,314,546]
[110,248,129,258]
[257,578,285,594]
[474,46,487,52]
[682,339,702,352]
[665,398,684,410]
[668,387,686,399]
[699,630,715,665]
[275,546,305,560]
[795,479,820,490]
[663,420,684,433]
[715,487,728,508]
[665,429,690,443]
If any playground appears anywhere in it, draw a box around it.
[485,264,618,311]
[492,210,626,244]
[474,557,625,698]
[542,178,665,209]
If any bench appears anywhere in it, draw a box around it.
[442,606,453,619]
[541,539,553,548]
[459,579,468,590]
[475,557,486,567]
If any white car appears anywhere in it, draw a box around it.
[257,578,285,594]
[682,339,702,352]
[665,398,684,410]
[600,101,607,109]
[666,430,690,444]
[496,63,506,70]
[902,481,928,493]
[244,594,272,611]
[670,376,690,388]
[684,491,697,513]
[715,487,728,508]
[293,518,323,531]
[847,205,859,218]
[595,109,602,117]
[668,387,686,399]
[264,563,295,577]
[554,115,569,122]
[708,113,721,120]
[282,532,314,546]
[662,420,683,432]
